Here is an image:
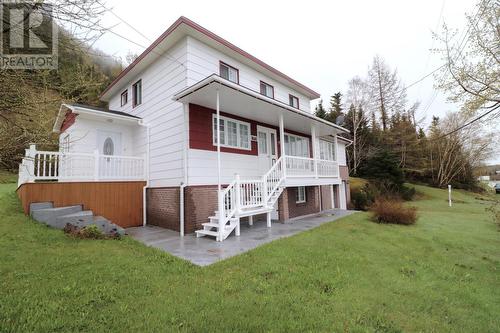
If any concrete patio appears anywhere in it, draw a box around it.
[127,209,356,266]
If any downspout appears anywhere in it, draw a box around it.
[139,121,151,226]
[180,103,189,237]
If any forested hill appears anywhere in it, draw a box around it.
[0,28,123,170]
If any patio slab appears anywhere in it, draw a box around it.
[126,209,356,266]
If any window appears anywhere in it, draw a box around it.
[212,115,251,150]
[296,187,306,203]
[289,94,299,108]
[103,137,114,155]
[120,90,128,106]
[220,62,239,83]
[260,81,274,98]
[319,140,336,161]
[132,80,142,107]
[284,133,310,157]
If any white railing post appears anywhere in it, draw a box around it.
[218,190,224,242]
[26,144,36,182]
[235,174,241,213]
[263,176,268,207]
[311,125,318,179]
[94,149,99,181]
[279,114,286,179]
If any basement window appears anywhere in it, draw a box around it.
[296,187,306,203]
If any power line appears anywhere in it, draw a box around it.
[434,104,500,140]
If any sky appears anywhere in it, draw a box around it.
[91,0,498,163]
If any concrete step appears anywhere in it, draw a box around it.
[32,205,82,225]
[29,202,53,216]
[54,211,94,229]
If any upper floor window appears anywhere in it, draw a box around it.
[121,90,128,106]
[132,80,142,107]
[284,133,309,157]
[212,114,251,150]
[220,62,239,83]
[319,140,336,161]
[289,94,299,108]
[260,81,274,98]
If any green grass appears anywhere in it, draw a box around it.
[1,183,499,332]
[0,170,16,184]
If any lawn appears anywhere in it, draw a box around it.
[1,180,499,332]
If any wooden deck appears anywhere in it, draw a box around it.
[17,181,146,228]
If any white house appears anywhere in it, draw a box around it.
[17,17,351,241]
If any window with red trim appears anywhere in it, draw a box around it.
[121,90,128,106]
[132,80,142,107]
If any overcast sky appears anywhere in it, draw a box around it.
[92,0,498,163]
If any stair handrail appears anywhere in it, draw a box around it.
[261,156,285,205]
[218,179,238,240]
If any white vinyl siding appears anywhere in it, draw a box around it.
[296,186,306,203]
[284,133,309,157]
[186,37,311,112]
[212,114,251,150]
[319,140,336,161]
[108,38,188,187]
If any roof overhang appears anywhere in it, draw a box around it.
[173,75,349,137]
[53,104,142,133]
[100,16,321,102]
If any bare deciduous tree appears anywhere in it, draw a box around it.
[435,0,500,116]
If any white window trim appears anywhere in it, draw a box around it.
[212,114,252,151]
[284,133,310,157]
[296,186,306,203]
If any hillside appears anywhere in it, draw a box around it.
[0,30,122,171]
[1,182,498,332]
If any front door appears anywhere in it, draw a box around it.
[257,126,278,174]
[97,130,122,178]
[257,126,279,219]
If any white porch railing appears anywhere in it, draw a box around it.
[18,144,146,187]
[285,155,339,178]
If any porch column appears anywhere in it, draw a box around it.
[279,114,286,177]
[311,124,318,179]
[216,88,224,241]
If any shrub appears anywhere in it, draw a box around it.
[79,225,105,239]
[370,199,418,225]
[351,183,378,211]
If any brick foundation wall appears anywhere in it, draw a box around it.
[147,187,180,230]
[184,185,218,233]
[279,186,320,221]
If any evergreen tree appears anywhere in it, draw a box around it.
[315,100,327,119]
[328,92,344,123]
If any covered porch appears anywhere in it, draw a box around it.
[173,74,350,241]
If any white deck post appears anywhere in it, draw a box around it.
[279,114,286,178]
[266,212,271,228]
[26,144,36,182]
[93,149,100,181]
[311,125,318,179]
[248,215,253,226]
[235,173,241,236]
[216,88,224,241]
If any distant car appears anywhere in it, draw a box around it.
[495,183,500,194]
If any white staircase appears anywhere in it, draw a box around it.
[196,157,285,241]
